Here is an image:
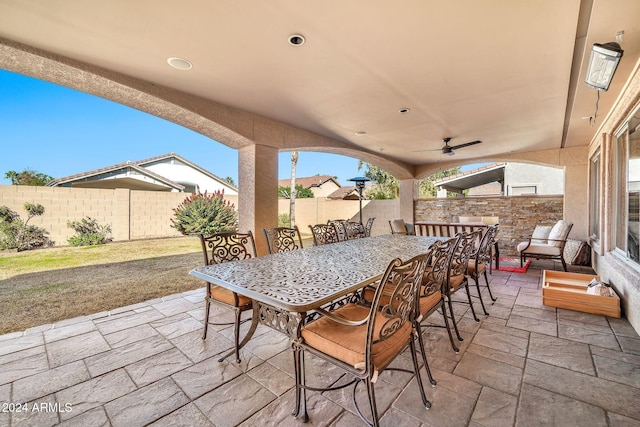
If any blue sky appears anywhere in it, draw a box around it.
[0,69,364,186]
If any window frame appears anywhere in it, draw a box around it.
[613,109,640,266]
[589,150,601,252]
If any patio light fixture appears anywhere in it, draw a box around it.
[584,42,623,91]
[167,57,193,71]
[348,176,370,224]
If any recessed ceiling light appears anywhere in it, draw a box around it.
[355,131,366,136]
[399,108,410,113]
[167,57,193,70]
[288,34,306,46]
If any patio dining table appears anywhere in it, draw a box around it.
[190,233,444,420]
[189,234,444,338]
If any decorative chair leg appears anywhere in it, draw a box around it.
[202,297,211,340]
[415,328,437,386]
[440,306,459,353]
[365,378,379,427]
[484,270,497,302]
[446,297,464,342]
[409,338,432,407]
[465,284,480,322]
[473,277,490,316]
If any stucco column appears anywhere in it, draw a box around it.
[398,179,417,224]
[561,146,589,242]
[238,144,278,256]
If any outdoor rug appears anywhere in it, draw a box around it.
[498,257,531,273]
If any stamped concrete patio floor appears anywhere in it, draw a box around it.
[1,262,640,427]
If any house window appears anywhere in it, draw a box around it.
[614,109,640,264]
[589,151,601,245]
[511,185,537,196]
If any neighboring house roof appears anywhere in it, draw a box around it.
[327,186,360,200]
[47,153,237,192]
[278,175,340,189]
[434,163,506,193]
[135,152,237,191]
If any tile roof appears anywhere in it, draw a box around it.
[277,175,340,189]
[47,152,236,191]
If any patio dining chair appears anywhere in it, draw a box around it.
[343,221,367,240]
[263,226,304,254]
[364,217,375,237]
[415,235,461,364]
[389,218,415,235]
[327,219,348,241]
[309,223,340,246]
[467,224,499,316]
[293,253,431,426]
[443,230,483,341]
[199,231,257,363]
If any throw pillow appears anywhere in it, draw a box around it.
[532,225,552,244]
[548,220,571,248]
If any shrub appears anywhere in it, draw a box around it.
[0,203,54,251]
[67,217,112,246]
[170,190,238,236]
[278,213,290,228]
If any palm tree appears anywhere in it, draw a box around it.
[289,151,298,227]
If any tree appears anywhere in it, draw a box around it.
[290,151,299,227]
[4,169,54,186]
[357,161,399,199]
[419,168,462,198]
[278,185,313,198]
[224,176,236,186]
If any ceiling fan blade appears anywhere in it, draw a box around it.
[450,140,482,150]
[412,148,442,152]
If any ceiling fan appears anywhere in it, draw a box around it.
[416,137,483,156]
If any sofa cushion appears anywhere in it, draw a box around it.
[301,303,411,370]
[518,243,561,256]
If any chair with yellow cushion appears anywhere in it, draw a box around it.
[467,224,499,316]
[443,230,483,342]
[292,253,431,426]
[199,231,257,363]
[414,235,461,388]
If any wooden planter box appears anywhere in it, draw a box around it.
[542,270,621,318]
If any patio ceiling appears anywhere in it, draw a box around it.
[0,1,639,175]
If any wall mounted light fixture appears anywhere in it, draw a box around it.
[584,42,624,91]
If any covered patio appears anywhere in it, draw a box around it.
[1,1,640,425]
[1,263,639,426]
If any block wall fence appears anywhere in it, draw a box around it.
[0,185,238,245]
[1,185,563,255]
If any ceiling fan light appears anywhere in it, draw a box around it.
[584,42,623,91]
[442,146,454,155]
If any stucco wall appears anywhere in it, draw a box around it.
[277,198,399,238]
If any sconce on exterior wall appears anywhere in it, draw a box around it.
[584,42,624,91]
